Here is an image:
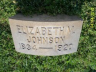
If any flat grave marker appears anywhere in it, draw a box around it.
[9,14,83,56]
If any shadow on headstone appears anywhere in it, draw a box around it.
[10,14,82,22]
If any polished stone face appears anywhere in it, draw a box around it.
[9,14,83,56]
